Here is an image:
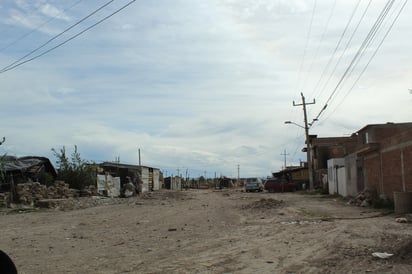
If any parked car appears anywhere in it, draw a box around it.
[216,177,234,189]
[245,178,263,192]
[264,178,298,193]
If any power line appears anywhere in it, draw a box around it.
[295,0,317,99]
[304,0,337,99]
[323,0,408,122]
[311,0,361,101]
[310,0,372,123]
[0,1,41,37]
[0,0,83,53]
[315,0,371,102]
[0,0,115,73]
[0,0,125,74]
[311,0,396,124]
[324,0,395,108]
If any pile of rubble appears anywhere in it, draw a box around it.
[0,192,10,207]
[16,181,77,205]
[36,196,126,211]
[347,189,377,207]
[15,181,97,206]
[243,198,284,210]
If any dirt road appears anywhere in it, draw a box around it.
[1,189,412,273]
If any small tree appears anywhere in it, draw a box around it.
[52,145,96,190]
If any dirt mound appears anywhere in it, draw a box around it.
[391,239,412,263]
[243,198,284,209]
[145,190,193,201]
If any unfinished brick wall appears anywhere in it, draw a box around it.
[363,125,412,144]
[381,149,403,197]
[403,145,412,192]
[364,154,380,193]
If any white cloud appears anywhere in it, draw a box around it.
[40,3,70,21]
[0,0,411,177]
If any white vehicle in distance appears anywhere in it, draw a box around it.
[244,178,264,192]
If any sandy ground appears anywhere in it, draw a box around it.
[1,189,412,274]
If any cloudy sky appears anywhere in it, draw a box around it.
[0,0,411,178]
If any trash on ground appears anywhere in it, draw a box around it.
[280,220,322,225]
[372,252,394,259]
[395,218,408,223]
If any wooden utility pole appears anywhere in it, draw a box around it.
[281,149,289,170]
[237,164,240,187]
[293,92,315,190]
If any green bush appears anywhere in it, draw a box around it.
[52,145,96,190]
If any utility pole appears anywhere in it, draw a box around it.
[138,148,141,166]
[281,149,289,170]
[237,164,240,187]
[293,92,315,190]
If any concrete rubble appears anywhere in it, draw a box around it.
[347,189,375,207]
[242,198,284,210]
[14,181,98,208]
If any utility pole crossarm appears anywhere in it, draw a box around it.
[293,92,315,107]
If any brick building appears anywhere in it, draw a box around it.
[310,135,358,187]
[298,122,412,200]
[272,163,309,189]
[321,122,412,199]
[349,123,412,199]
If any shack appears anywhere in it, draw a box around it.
[99,162,162,193]
[1,156,57,191]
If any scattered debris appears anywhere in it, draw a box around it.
[123,182,136,197]
[243,198,284,210]
[347,189,377,207]
[348,189,390,208]
[391,239,412,263]
[396,217,408,223]
[16,181,82,205]
[280,220,322,225]
[372,252,394,259]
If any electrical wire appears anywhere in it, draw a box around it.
[323,0,394,108]
[0,0,137,74]
[311,0,396,125]
[315,0,372,102]
[304,0,337,99]
[294,0,317,100]
[0,1,41,37]
[0,0,118,73]
[311,0,361,101]
[310,0,372,124]
[323,0,408,122]
[0,0,83,53]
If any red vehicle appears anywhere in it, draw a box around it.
[264,178,298,193]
